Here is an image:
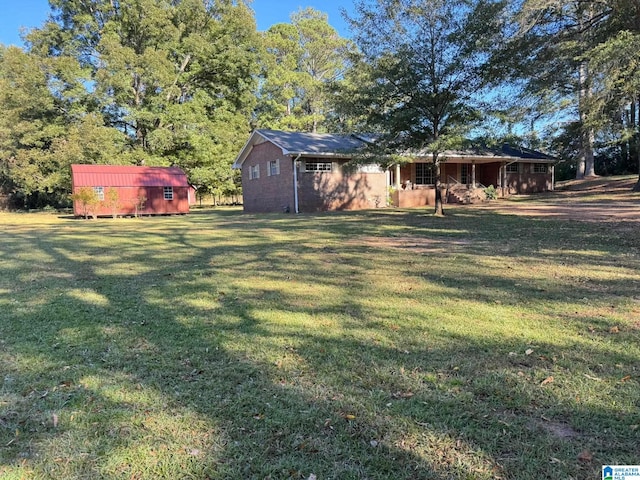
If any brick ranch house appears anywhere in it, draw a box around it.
[232,129,556,213]
[71,164,195,217]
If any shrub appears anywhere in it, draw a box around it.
[70,187,100,219]
[484,184,498,200]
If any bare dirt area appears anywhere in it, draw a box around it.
[470,176,640,223]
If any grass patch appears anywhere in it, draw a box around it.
[1,205,639,479]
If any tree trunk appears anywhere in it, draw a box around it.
[577,61,595,178]
[434,157,444,216]
[584,128,596,177]
[632,98,640,191]
[635,128,640,192]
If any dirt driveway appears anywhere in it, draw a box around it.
[470,177,640,223]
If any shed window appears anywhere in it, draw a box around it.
[249,164,260,180]
[415,163,434,185]
[305,161,332,172]
[267,159,280,176]
[93,186,104,201]
[164,186,174,200]
[533,163,548,173]
[506,163,519,173]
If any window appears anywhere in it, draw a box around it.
[93,186,104,201]
[506,163,519,173]
[267,159,280,176]
[249,164,260,180]
[533,163,548,173]
[461,164,469,184]
[164,186,174,200]
[415,163,434,184]
[358,164,382,173]
[305,161,332,172]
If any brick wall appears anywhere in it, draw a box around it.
[241,142,295,213]
[506,163,553,194]
[241,148,388,212]
[297,159,387,211]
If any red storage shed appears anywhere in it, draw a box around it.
[71,164,194,217]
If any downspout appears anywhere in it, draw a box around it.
[503,160,518,197]
[293,154,301,214]
[471,161,476,189]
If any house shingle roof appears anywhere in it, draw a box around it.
[232,129,556,168]
[256,129,368,155]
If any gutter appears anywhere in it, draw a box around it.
[284,150,353,159]
[292,154,301,214]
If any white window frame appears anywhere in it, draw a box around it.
[267,159,280,176]
[461,164,470,184]
[506,163,519,173]
[305,161,332,172]
[249,164,260,180]
[357,164,383,173]
[164,186,174,200]
[93,186,105,201]
[533,163,548,173]
[415,163,434,185]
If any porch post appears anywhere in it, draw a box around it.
[500,162,506,197]
[471,161,476,188]
[394,163,401,189]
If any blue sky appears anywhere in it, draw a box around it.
[0,0,354,47]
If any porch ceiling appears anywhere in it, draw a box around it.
[409,156,555,164]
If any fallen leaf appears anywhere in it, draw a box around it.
[370,440,379,447]
[540,376,554,386]
[52,414,58,428]
[621,375,632,383]
[343,414,356,420]
[577,450,593,462]
[392,391,414,399]
[609,326,620,333]
[525,349,534,355]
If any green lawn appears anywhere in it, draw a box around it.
[1,204,638,479]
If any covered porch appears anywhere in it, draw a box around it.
[388,152,556,207]
[389,157,506,207]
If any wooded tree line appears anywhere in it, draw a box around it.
[1,0,638,210]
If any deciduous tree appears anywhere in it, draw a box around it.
[338,0,503,215]
[27,0,260,197]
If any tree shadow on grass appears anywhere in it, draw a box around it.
[1,208,638,479]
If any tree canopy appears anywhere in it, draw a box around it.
[2,0,260,207]
[336,0,505,214]
[255,8,354,133]
[1,0,639,209]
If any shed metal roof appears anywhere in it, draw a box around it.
[71,165,190,187]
